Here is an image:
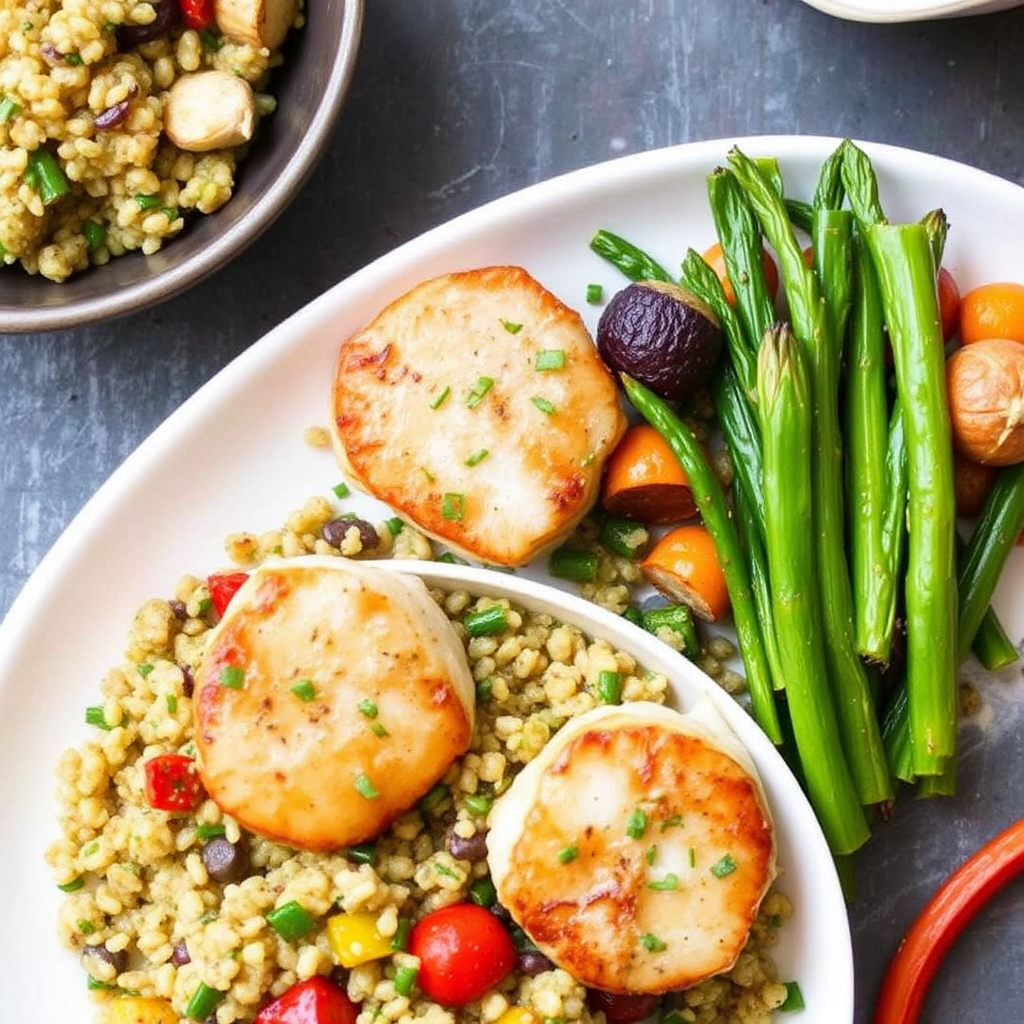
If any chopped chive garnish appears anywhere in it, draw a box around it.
[465,447,490,466]
[647,873,679,891]
[196,823,226,840]
[135,192,162,210]
[645,845,657,865]
[394,964,419,996]
[500,319,523,333]
[419,782,449,814]
[586,283,604,304]
[354,772,379,800]
[0,95,22,121]
[441,492,466,521]
[219,665,244,689]
[429,385,451,409]
[661,814,683,831]
[535,349,566,371]
[58,876,85,893]
[84,705,111,730]
[710,853,737,878]
[185,981,225,1020]
[87,976,117,991]
[26,147,68,205]
[137,663,154,677]
[333,481,350,498]
[385,516,404,536]
[476,678,494,702]
[435,862,459,879]
[82,841,99,857]
[557,844,579,864]
[390,916,412,950]
[343,843,377,865]
[464,793,493,816]
[161,206,178,222]
[466,376,494,407]
[626,808,648,840]
[464,605,508,637]
[688,846,697,868]
[661,1012,688,1024]
[596,669,622,704]
[531,395,556,416]
[548,546,598,583]
[65,51,83,65]
[266,900,316,942]
[197,597,213,616]
[369,721,389,738]
[166,694,178,713]
[780,981,805,1012]
[468,875,497,907]
[357,698,379,718]
[291,679,316,702]
[199,28,222,50]
[77,919,96,934]
[639,932,667,953]
[82,218,105,250]
[437,551,466,564]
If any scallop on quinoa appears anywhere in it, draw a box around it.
[0,0,300,282]
[47,500,795,1024]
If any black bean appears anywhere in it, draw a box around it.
[169,599,187,620]
[181,664,195,698]
[517,951,554,976]
[41,43,62,65]
[445,829,488,861]
[170,940,191,966]
[82,943,128,975]
[202,836,250,883]
[93,99,131,130]
[322,516,380,552]
[489,901,512,925]
[115,0,180,48]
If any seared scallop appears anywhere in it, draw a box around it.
[486,700,776,994]
[193,556,475,851]
[331,265,627,566]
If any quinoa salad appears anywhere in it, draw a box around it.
[0,0,300,282]
[46,485,794,1024]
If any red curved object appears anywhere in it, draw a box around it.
[874,818,1024,1024]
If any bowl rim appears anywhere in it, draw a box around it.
[0,0,365,334]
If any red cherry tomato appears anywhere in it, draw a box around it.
[179,0,214,29]
[937,266,961,344]
[207,571,249,617]
[254,976,359,1024]
[587,990,661,1024]
[408,903,517,1007]
[143,753,204,811]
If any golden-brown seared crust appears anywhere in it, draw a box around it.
[487,702,775,993]
[193,557,474,851]
[332,266,627,566]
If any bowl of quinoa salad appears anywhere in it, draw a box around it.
[0,0,363,331]
[41,504,849,1023]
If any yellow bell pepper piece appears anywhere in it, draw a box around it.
[107,996,179,1024]
[495,1008,540,1024]
[326,910,393,967]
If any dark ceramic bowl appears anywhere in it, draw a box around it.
[0,0,364,334]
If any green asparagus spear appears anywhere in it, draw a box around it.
[756,324,870,854]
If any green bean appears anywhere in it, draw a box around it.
[755,324,869,854]
[641,604,702,661]
[846,238,899,661]
[621,374,782,745]
[589,228,672,283]
[957,462,1024,664]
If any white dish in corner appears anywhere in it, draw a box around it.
[798,0,1021,22]
[6,134,1024,1022]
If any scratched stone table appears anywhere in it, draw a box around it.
[4,2,1024,1021]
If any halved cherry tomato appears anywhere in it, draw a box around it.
[207,571,249,617]
[143,753,203,812]
[586,990,661,1024]
[640,524,730,622]
[700,241,779,308]
[408,903,517,1007]
[254,976,359,1024]
[179,0,214,29]
[601,423,697,525]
